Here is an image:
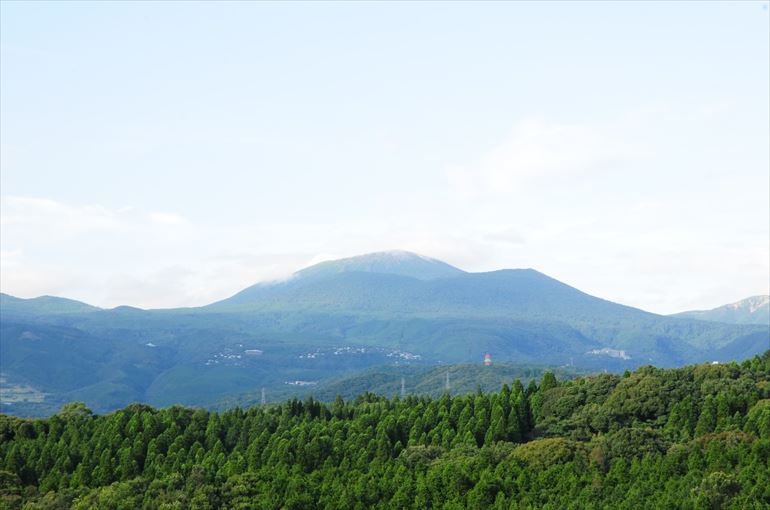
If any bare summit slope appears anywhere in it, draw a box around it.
[672,295,770,326]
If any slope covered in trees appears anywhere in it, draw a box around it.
[1,352,769,509]
[3,253,768,419]
[210,363,591,412]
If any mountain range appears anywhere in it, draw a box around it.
[1,250,768,416]
[672,295,770,325]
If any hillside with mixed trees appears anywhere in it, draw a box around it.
[3,253,768,417]
[1,352,769,509]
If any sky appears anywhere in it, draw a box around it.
[1,1,768,314]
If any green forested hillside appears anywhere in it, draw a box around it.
[2,352,769,509]
[3,285,767,417]
[212,363,591,411]
[3,253,768,416]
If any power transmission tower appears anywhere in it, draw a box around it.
[445,370,450,393]
[261,387,266,406]
[401,377,405,398]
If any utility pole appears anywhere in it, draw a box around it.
[401,377,405,398]
[445,370,450,393]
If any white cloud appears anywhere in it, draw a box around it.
[0,196,120,234]
[0,196,193,239]
[0,196,201,306]
[148,212,188,226]
[484,227,527,246]
[447,118,638,198]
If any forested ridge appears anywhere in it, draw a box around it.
[5,260,768,418]
[1,352,769,509]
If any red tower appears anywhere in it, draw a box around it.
[484,353,491,366]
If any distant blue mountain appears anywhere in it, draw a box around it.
[672,295,770,326]
[296,250,466,280]
[220,250,465,306]
[1,251,768,416]
[214,258,642,320]
[0,293,100,316]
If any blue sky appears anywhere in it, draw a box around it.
[1,1,768,312]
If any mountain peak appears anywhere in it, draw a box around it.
[726,295,770,313]
[295,250,466,281]
[0,293,100,315]
[672,294,770,325]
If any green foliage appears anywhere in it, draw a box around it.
[0,353,768,509]
[512,437,581,468]
[56,403,92,421]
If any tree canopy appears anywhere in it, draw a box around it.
[1,351,769,509]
